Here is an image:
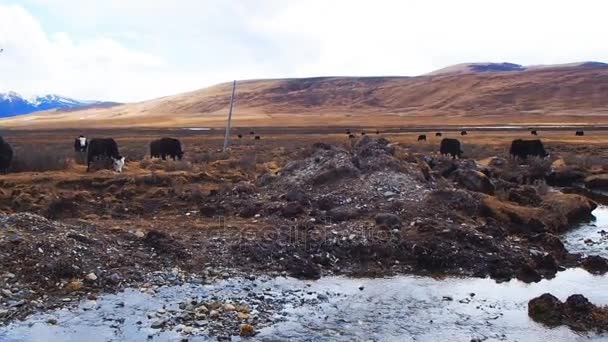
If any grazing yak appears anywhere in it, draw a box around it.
[417,134,427,141]
[440,138,463,159]
[237,134,243,139]
[348,134,355,139]
[74,135,88,152]
[0,137,13,174]
[150,137,184,161]
[575,130,585,136]
[510,139,548,159]
[254,136,261,140]
[531,130,538,136]
[376,130,380,135]
[461,130,468,136]
[435,132,442,137]
[86,138,125,172]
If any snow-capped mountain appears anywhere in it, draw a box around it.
[0,92,118,118]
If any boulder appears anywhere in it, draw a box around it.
[545,167,587,187]
[528,293,564,326]
[281,202,305,218]
[327,206,361,222]
[284,189,307,203]
[375,213,401,228]
[233,181,257,194]
[507,186,542,206]
[542,193,597,228]
[584,174,608,190]
[454,169,495,195]
[310,164,359,185]
[582,255,608,275]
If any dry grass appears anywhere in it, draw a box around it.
[9,145,71,172]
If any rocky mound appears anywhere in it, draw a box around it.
[529,293,608,332]
[0,212,189,322]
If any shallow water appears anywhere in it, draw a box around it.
[1,269,607,342]
[3,208,608,341]
[563,206,608,258]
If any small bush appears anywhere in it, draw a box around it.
[9,146,71,172]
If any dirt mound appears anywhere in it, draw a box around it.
[0,212,192,321]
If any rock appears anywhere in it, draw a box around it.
[285,189,306,203]
[237,312,250,320]
[528,293,563,326]
[546,167,587,187]
[199,205,218,218]
[327,206,361,222]
[281,202,305,218]
[233,181,257,194]
[375,213,401,228]
[454,169,495,195]
[288,259,321,280]
[256,172,278,187]
[239,203,259,218]
[46,317,58,325]
[317,294,329,301]
[316,196,337,211]
[312,142,332,150]
[222,303,236,312]
[134,230,146,238]
[310,164,359,185]
[209,310,220,319]
[582,255,608,275]
[108,273,122,284]
[151,319,166,329]
[85,273,98,281]
[565,294,594,314]
[383,191,397,198]
[507,186,542,206]
[183,326,193,334]
[239,324,255,337]
[1,289,12,297]
[542,193,597,227]
[584,174,608,190]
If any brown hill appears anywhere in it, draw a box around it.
[2,65,608,129]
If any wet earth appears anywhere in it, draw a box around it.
[0,207,607,341]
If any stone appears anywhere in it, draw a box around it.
[281,202,305,218]
[47,317,58,325]
[285,189,306,203]
[327,206,360,222]
[223,303,236,312]
[108,273,121,284]
[584,174,608,190]
[528,293,563,326]
[85,273,98,281]
[151,319,166,329]
[239,324,255,337]
[454,169,495,195]
[233,181,257,194]
[134,230,146,238]
[209,310,220,319]
[375,213,401,228]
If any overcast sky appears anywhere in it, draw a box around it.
[0,0,607,102]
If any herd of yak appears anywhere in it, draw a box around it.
[0,129,588,174]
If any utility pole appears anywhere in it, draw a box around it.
[222,80,236,152]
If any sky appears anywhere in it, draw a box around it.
[0,0,607,102]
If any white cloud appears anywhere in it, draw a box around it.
[2,0,608,102]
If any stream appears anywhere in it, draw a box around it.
[1,207,607,342]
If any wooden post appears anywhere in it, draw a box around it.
[223,80,237,152]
